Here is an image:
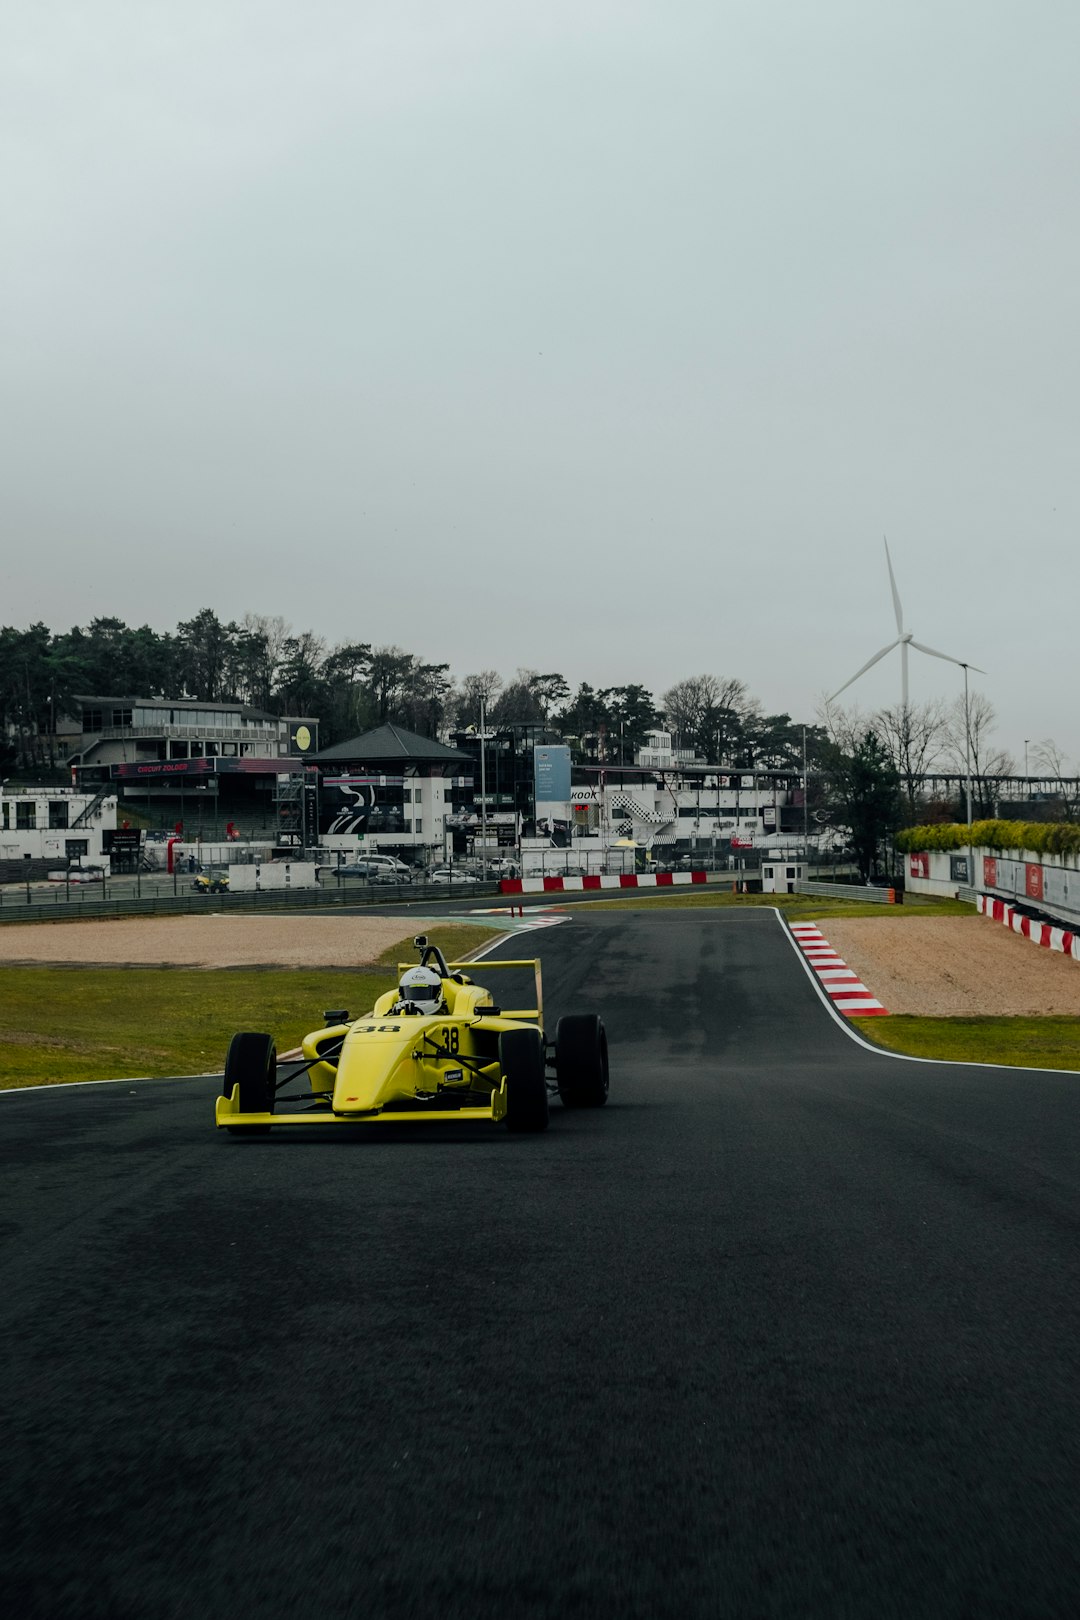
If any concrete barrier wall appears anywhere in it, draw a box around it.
[905,846,1080,929]
[230,862,319,892]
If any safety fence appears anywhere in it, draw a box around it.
[0,878,502,926]
[793,880,899,905]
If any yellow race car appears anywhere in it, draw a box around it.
[216,935,609,1136]
[191,871,229,893]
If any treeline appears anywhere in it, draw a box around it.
[0,610,820,772]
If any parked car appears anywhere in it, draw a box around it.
[425,866,481,886]
[336,858,411,883]
[369,856,413,881]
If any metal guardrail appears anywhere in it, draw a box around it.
[794,880,900,905]
[0,879,503,926]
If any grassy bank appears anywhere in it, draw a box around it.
[578,891,973,921]
[854,1015,1080,1072]
[0,924,497,1089]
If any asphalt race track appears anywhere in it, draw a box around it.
[3,909,1080,1618]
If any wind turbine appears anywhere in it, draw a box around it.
[829,538,984,709]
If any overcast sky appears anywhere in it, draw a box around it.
[3,1,1077,765]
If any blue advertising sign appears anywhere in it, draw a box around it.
[534,745,571,805]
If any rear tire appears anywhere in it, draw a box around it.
[556,1015,609,1108]
[223,1031,276,1135]
[500,1029,549,1133]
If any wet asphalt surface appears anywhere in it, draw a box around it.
[2,908,1079,1618]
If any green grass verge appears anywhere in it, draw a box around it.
[854,1015,1080,1072]
[0,923,499,1090]
[577,891,973,921]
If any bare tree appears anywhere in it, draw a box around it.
[662,675,752,758]
[817,698,869,753]
[944,691,1014,818]
[875,699,949,821]
[489,672,543,726]
[453,671,503,728]
[1030,738,1080,819]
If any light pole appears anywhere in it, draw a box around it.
[802,726,810,875]
[962,663,975,889]
[1024,739,1029,784]
[479,697,488,878]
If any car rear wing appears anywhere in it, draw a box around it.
[396,956,543,1024]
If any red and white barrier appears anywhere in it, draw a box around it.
[499,870,708,896]
[788,923,888,1016]
[977,894,1077,959]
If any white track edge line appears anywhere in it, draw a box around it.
[775,907,1080,1076]
[6,914,1075,1093]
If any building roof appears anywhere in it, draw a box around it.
[73,694,295,725]
[312,723,469,765]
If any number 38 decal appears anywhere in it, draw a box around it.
[440,1026,460,1054]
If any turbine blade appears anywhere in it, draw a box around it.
[828,640,900,703]
[909,640,985,675]
[884,536,904,634]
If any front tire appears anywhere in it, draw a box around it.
[500,1029,549,1133]
[555,1015,609,1108]
[223,1031,276,1134]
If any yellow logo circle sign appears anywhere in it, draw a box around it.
[294,725,311,752]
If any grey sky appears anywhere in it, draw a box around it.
[3,1,1077,764]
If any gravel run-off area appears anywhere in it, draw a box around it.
[0,910,1078,1017]
[0,914,455,970]
[821,914,1080,1017]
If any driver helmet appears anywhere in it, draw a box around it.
[396,965,444,1016]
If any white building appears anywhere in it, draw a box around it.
[0,785,119,880]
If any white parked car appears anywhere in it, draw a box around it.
[333,855,413,883]
[425,866,481,885]
[47,866,106,884]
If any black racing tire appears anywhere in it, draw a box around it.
[500,1028,549,1134]
[223,1031,276,1134]
[555,1015,609,1108]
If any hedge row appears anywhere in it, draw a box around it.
[895,820,1080,856]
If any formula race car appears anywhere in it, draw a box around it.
[215,936,609,1136]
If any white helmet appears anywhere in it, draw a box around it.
[396,965,443,1016]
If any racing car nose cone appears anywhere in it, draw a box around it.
[332,1023,418,1114]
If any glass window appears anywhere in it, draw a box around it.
[49,801,70,829]
[16,802,36,830]
[66,839,89,859]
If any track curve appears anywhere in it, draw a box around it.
[3,909,1079,1617]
